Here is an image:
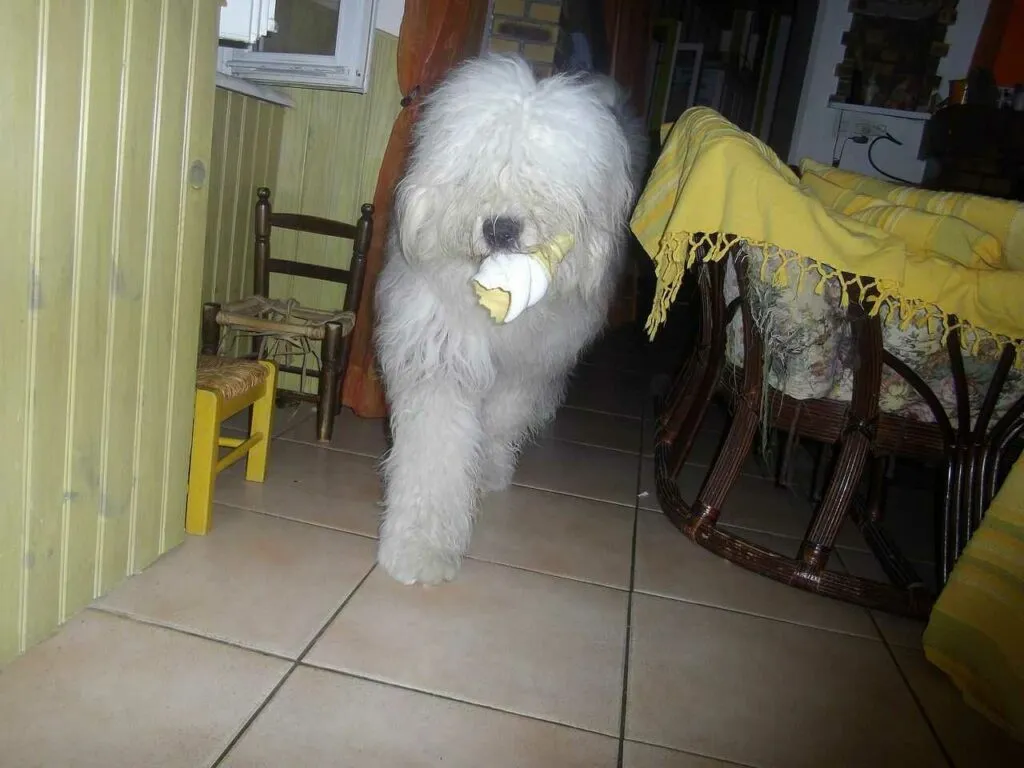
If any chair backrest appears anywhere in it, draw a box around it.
[253,186,374,314]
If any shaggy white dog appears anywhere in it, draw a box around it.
[374,54,647,585]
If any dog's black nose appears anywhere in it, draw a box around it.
[482,216,522,250]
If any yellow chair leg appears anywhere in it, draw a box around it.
[245,360,276,483]
[186,390,220,535]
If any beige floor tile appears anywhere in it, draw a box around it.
[222,666,618,767]
[892,647,1024,768]
[0,611,288,768]
[216,438,382,537]
[875,610,927,649]
[563,365,649,417]
[97,506,376,657]
[580,327,651,373]
[627,594,946,768]
[515,438,640,507]
[541,405,644,454]
[622,741,741,767]
[306,559,628,735]
[642,426,724,464]
[834,549,931,648]
[639,462,812,538]
[279,405,390,459]
[470,485,635,589]
[634,512,878,637]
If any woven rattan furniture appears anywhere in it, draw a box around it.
[201,187,373,442]
[654,240,1024,618]
[187,356,277,535]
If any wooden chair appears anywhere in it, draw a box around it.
[654,240,1024,619]
[201,187,373,442]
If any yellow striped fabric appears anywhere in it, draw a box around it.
[801,172,1006,270]
[924,453,1024,741]
[800,158,1024,271]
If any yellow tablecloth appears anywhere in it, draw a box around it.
[630,107,1024,741]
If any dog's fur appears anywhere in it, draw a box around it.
[374,55,647,585]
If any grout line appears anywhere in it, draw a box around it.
[84,606,295,664]
[558,402,643,421]
[506,480,639,510]
[297,662,622,742]
[211,499,382,540]
[209,564,378,767]
[869,611,957,768]
[622,738,759,767]
[631,589,888,643]
[616,397,646,768]
[274,434,382,461]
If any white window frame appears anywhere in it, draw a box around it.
[219,0,378,95]
[219,0,278,47]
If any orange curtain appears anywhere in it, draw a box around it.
[342,0,489,417]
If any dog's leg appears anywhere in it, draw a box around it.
[478,376,563,493]
[378,381,482,585]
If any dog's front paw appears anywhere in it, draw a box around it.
[479,462,515,494]
[378,533,462,586]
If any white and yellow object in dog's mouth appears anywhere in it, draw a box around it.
[472,234,574,323]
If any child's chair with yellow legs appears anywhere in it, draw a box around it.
[186,355,277,535]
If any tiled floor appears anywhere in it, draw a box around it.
[1,334,1022,767]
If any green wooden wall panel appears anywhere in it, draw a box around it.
[162,0,219,553]
[130,0,194,572]
[200,88,286,364]
[0,0,217,665]
[0,0,43,664]
[96,0,163,598]
[202,90,286,309]
[62,0,128,620]
[21,0,87,653]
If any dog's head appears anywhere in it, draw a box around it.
[394,55,638,294]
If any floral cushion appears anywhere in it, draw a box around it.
[724,243,1024,423]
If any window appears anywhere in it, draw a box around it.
[218,0,377,94]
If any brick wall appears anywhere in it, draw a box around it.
[485,0,564,78]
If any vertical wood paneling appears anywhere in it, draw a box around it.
[267,30,402,394]
[0,0,43,663]
[62,0,127,620]
[24,0,86,648]
[96,0,162,596]
[199,88,286,322]
[130,0,192,572]
[0,0,217,664]
[202,92,231,305]
[162,0,218,553]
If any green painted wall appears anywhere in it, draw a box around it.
[0,0,218,665]
[202,89,286,309]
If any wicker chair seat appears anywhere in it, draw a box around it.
[195,355,269,399]
[217,296,356,340]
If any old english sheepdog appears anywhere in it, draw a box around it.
[374,54,647,585]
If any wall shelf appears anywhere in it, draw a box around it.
[828,101,931,122]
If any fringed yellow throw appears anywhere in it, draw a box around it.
[630,108,1024,362]
[923,453,1024,742]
